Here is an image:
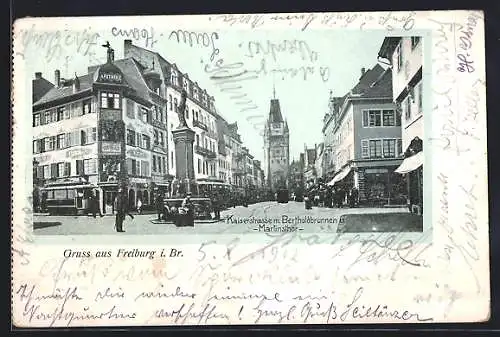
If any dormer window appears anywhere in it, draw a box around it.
[183,78,189,92]
[170,70,177,86]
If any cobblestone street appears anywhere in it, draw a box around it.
[33,201,420,235]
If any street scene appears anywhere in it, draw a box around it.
[31,29,424,235]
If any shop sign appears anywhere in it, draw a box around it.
[66,148,93,159]
[98,72,123,84]
[101,141,122,155]
[127,148,148,159]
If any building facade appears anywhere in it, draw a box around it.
[32,46,167,213]
[325,65,406,205]
[263,95,290,192]
[33,39,265,214]
[378,36,423,213]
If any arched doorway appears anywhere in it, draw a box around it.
[143,190,149,205]
[128,189,135,210]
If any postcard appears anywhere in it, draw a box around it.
[11,10,489,327]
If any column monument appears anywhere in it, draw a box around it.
[171,90,197,197]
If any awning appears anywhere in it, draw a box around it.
[395,151,423,174]
[327,166,351,186]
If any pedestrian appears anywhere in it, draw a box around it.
[181,192,194,227]
[155,193,164,221]
[90,190,103,218]
[114,187,134,233]
[136,198,142,214]
[212,192,221,221]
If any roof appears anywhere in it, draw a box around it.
[32,77,54,103]
[350,64,392,98]
[33,58,154,108]
[378,37,402,60]
[269,99,283,123]
[33,73,93,107]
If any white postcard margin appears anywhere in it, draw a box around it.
[11,10,489,326]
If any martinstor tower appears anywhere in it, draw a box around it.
[263,91,289,192]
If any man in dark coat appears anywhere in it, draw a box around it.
[156,193,164,221]
[114,188,134,232]
[90,190,103,218]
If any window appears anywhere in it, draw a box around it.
[395,42,403,72]
[397,139,403,157]
[171,152,174,169]
[162,158,166,173]
[153,130,159,145]
[55,107,64,121]
[64,162,71,176]
[33,140,40,153]
[196,135,200,146]
[136,133,142,148]
[411,36,421,49]
[44,137,55,151]
[88,127,97,144]
[101,92,120,109]
[57,163,65,177]
[63,106,70,119]
[417,82,423,114]
[126,129,136,146]
[186,109,190,119]
[136,160,141,176]
[159,131,165,147]
[153,156,157,172]
[195,110,199,121]
[369,140,383,158]
[43,111,51,125]
[83,159,97,174]
[57,134,65,149]
[43,165,50,179]
[83,99,92,114]
[405,96,412,120]
[169,95,173,110]
[33,114,40,127]
[142,135,150,149]
[158,156,162,173]
[51,109,57,123]
[383,139,396,158]
[140,107,149,123]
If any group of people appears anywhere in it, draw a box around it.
[304,185,359,209]
[155,192,198,226]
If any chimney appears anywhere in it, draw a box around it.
[360,67,366,78]
[124,39,132,57]
[72,73,80,93]
[35,72,42,80]
[54,70,60,87]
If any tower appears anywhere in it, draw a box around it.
[263,90,290,192]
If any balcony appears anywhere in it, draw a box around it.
[193,119,208,131]
[195,145,216,159]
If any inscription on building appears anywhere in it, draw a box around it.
[98,72,123,83]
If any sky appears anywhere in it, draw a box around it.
[22,22,388,164]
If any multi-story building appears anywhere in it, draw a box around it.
[215,115,233,183]
[303,146,317,187]
[378,36,423,213]
[322,91,344,182]
[263,93,290,192]
[123,40,219,187]
[33,72,55,103]
[227,123,244,189]
[32,45,167,213]
[325,65,406,205]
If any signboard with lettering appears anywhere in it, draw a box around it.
[101,141,122,155]
[66,148,93,159]
[98,72,123,84]
[127,148,148,159]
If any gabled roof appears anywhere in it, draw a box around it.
[350,64,392,99]
[269,99,283,123]
[378,37,402,60]
[32,77,54,103]
[33,74,93,107]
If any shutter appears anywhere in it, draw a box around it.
[50,163,57,178]
[76,160,83,175]
[361,140,369,159]
[81,130,86,145]
[65,162,71,176]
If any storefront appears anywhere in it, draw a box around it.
[395,148,423,214]
[361,167,406,206]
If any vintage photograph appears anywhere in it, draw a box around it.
[12,11,489,327]
[30,26,424,235]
